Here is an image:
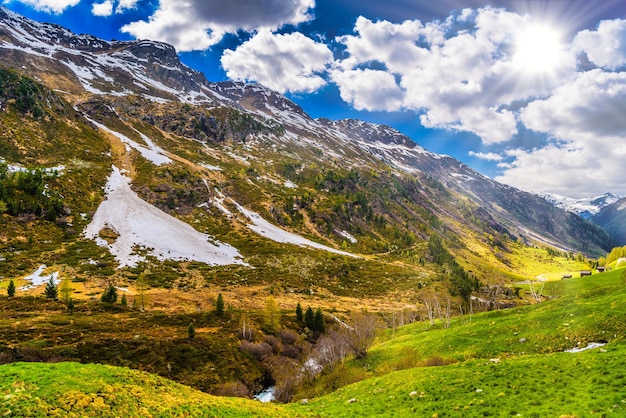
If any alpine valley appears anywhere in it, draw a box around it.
[1,7,625,417]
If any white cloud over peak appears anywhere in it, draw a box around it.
[91,0,112,17]
[497,70,626,197]
[121,0,314,52]
[574,19,626,70]
[331,8,577,144]
[7,0,79,14]
[221,30,332,94]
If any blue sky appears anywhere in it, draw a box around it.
[3,0,626,198]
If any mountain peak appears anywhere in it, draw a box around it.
[539,192,621,219]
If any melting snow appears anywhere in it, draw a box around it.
[20,265,59,290]
[87,118,172,166]
[231,200,358,258]
[84,166,246,268]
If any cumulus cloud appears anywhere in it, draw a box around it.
[221,30,332,94]
[91,0,113,17]
[574,19,626,70]
[7,0,79,14]
[496,70,626,197]
[121,0,314,52]
[469,151,504,161]
[115,0,137,13]
[332,8,577,144]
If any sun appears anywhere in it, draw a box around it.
[514,24,564,73]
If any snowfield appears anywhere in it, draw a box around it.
[230,200,359,258]
[84,166,246,268]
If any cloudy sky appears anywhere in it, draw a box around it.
[3,0,626,198]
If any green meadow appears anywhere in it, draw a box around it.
[2,267,625,417]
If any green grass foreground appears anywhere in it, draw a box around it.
[2,268,626,417]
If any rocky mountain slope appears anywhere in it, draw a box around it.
[591,197,626,245]
[539,192,620,219]
[0,7,614,300]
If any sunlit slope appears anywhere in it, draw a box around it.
[3,269,625,417]
[0,362,299,418]
[290,343,626,417]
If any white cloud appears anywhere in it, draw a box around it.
[469,151,504,161]
[91,0,113,17]
[332,8,577,144]
[121,0,314,52]
[574,19,626,70]
[496,70,626,197]
[329,68,404,111]
[6,0,79,14]
[221,30,332,94]
[115,0,137,13]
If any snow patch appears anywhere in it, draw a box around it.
[20,265,59,290]
[87,118,172,166]
[231,200,358,258]
[84,166,246,268]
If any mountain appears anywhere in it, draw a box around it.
[591,197,626,245]
[0,5,614,295]
[539,192,620,219]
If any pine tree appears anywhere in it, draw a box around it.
[101,284,118,303]
[295,302,303,322]
[67,298,75,313]
[121,293,127,307]
[187,322,196,340]
[7,279,15,298]
[44,277,58,299]
[304,306,314,330]
[215,293,224,316]
[314,307,326,333]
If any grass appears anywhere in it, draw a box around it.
[0,362,297,417]
[1,269,624,417]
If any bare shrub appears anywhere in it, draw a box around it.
[346,312,381,359]
[239,341,272,361]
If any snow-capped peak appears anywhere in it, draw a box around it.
[538,192,621,219]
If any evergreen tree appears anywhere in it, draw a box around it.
[304,306,315,330]
[44,277,58,299]
[67,298,75,313]
[215,293,224,316]
[187,322,196,340]
[7,279,15,298]
[314,307,326,333]
[101,284,118,303]
[295,302,303,322]
[121,293,127,307]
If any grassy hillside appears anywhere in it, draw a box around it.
[2,268,625,417]
[0,361,296,417]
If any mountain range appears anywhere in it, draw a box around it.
[0,6,617,295]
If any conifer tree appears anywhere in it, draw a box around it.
[101,284,118,303]
[215,293,224,316]
[187,322,196,340]
[304,306,314,330]
[67,298,75,313]
[121,293,127,307]
[314,307,326,333]
[44,277,58,299]
[7,279,15,298]
[295,302,303,322]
